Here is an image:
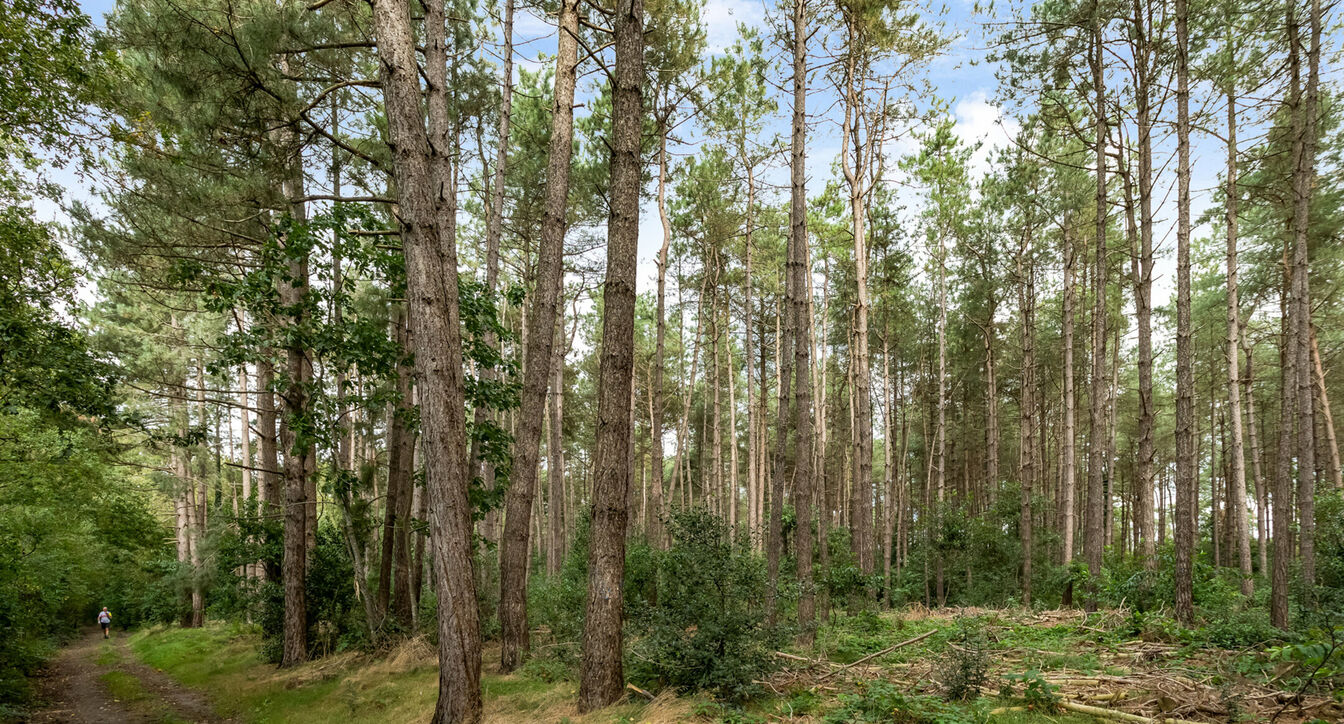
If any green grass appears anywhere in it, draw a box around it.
[125,625,691,723]
[99,670,149,703]
[124,610,1264,724]
[98,669,186,724]
[96,640,120,666]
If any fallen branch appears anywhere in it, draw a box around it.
[817,630,937,682]
[1059,700,1204,724]
[625,682,655,701]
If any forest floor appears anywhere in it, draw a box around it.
[39,609,1343,723]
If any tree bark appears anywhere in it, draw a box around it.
[1061,226,1077,567]
[386,310,416,627]
[767,285,794,623]
[1310,330,1342,489]
[789,0,815,641]
[1130,2,1157,561]
[257,358,281,582]
[468,0,514,544]
[277,154,309,665]
[1223,75,1253,596]
[1173,0,1196,624]
[1290,0,1321,599]
[1017,217,1037,607]
[1241,332,1268,576]
[547,316,567,575]
[369,0,481,718]
[650,125,673,550]
[497,0,579,673]
[577,0,641,706]
[1084,10,1108,595]
[840,43,874,580]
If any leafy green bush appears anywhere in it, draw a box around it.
[820,529,876,606]
[526,514,590,664]
[1202,607,1283,648]
[820,611,893,663]
[1266,625,1344,692]
[626,509,778,702]
[999,670,1060,713]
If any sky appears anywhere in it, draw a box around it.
[54,0,1262,329]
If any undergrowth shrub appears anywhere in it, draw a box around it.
[821,609,897,663]
[525,515,589,670]
[999,670,1060,713]
[825,681,979,724]
[626,509,777,702]
[939,617,991,701]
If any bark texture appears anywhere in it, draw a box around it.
[1173,0,1196,624]
[498,0,579,673]
[370,0,481,718]
[577,0,642,707]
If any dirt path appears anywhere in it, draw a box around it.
[30,628,231,723]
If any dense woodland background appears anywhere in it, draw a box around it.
[2,0,1343,719]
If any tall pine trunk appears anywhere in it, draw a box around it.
[789,0,816,640]
[1084,10,1108,595]
[370,0,482,717]
[1290,0,1321,601]
[498,0,579,672]
[1173,0,1196,624]
[1060,227,1077,568]
[577,0,642,706]
[1223,71,1253,596]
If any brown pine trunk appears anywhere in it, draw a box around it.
[840,47,874,580]
[386,310,416,627]
[1173,0,1196,624]
[1272,263,1295,629]
[238,365,256,580]
[548,320,567,575]
[767,285,794,624]
[882,338,895,604]
[497,0,578,673]
[257,358,281,582]
[744,166,756,545]
[1291,0,1321,596]
[789,0,815,640]
[370,0,482,717]
[377,314,404,621]
[278,175,309,665]
[1223,75,1253,596]
[727,304,740,532]
[577,0,641,706]
[1017,221,1037,606]
[1242,333,1268,575]
[468,0,514,543]
[651,123,673,550]
[1125,0,1157,561]
[1084,11,1108,595]
[1061,226,1077,567]
[1310,331,1342,489]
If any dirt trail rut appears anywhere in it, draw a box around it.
[30,628,230,723]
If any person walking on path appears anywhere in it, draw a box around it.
[97,607,112,638]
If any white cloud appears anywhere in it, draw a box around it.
[702,0,766,54]
[952,90,1019,176]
